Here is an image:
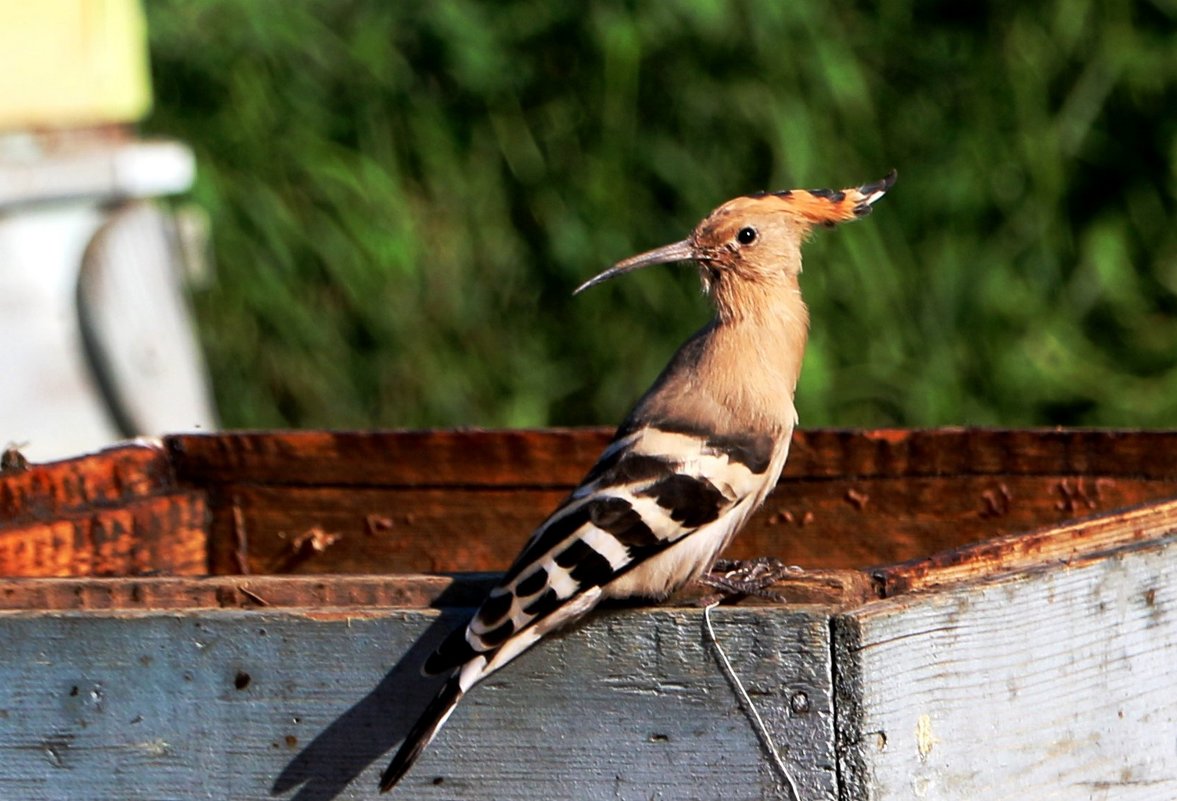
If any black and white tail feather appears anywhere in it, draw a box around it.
[379,171,895,792]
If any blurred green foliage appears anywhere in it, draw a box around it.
[144,1,1177,430]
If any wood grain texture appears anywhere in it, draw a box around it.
[167,428,1177,487]
[166,428,616,488]
[0,443,173,524]
[756,473,1177,571]
[0,570,874,613]
[0,603,835,801]
[212,485,565,575]
[6,429,1177,577]
[879,495,1177,594]
[833,534,1177,801]
[0,442,206,577]
[786,428,1177,480]
[163,429,1177,575]
[204,473,1177,575]
[0,573,500,612]
[0,492,208,577]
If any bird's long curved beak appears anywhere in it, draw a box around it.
[573,239,697,295]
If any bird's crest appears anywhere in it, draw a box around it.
[753,169,897,228]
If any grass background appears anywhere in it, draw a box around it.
[143,0,1177,431]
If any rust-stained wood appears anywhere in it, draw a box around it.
[0,573,497,612]
[0,442,206,577]
[0,492,208,577]
[165,428,616,488]
[877,495,1177,595]
[0,443,173,523]
[755,472,1173,569]
[167,428,1177,486]
[202,474,1177,576]
[169,429,1177,575]
[4,429,1177,577]
[788,427,1177,479]
[203,485,567,575]
[0,568,874,613]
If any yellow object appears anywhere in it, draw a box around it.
[0,0,151,130]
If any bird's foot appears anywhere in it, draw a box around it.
[696,557,799,605]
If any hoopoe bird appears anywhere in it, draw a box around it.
[379,170,896,792]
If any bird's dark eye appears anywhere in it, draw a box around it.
[737,227,757,245]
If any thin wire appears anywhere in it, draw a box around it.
[703,601,802,801]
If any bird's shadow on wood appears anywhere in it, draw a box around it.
[268,582,665,799]
[269,608,466,801]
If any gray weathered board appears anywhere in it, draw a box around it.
[2,536,1173,801]
[0,601,835,801]
[836,533,1177,801]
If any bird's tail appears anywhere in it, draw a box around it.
[379,673,465,793]
[777,169,897,227]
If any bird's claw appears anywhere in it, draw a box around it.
[696,556,797,604]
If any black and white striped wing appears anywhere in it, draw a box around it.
[423,422,781,685]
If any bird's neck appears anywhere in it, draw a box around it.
[624,275,809,438]
[700,275,810,433]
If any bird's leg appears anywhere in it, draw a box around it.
[696,556,797,604]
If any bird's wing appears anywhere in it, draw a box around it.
[423,421,779,679]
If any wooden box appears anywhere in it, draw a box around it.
[0,429,1174,800]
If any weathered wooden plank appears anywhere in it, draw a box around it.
[0,569,874,612]
[0,443,173,524]
[0,492,208,577]
[0,574,497,612]
[788,428,1177,480]
[4,430,1173,578]
[171,428,1177,576]
[203,474,1177,576]
[759,473,1177,570]
[166,428,616,488]
[833,534,1177,800]
[166,429,1177,489]
[0,604,835,801]
[878,495,1177,594]
[208,485,565,575]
